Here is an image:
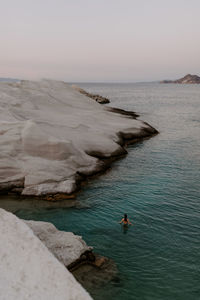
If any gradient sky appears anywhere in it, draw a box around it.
[1,0,200,82]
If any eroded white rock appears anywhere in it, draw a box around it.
[0,208,92,300]
[0,80,155,196]
[24,219,92,267]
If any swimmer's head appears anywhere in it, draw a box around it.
[124,213,127,221]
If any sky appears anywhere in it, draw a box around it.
[0,0,200,82]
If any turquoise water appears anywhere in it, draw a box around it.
[9,83,200,299]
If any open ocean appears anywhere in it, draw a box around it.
[2,83,200,300]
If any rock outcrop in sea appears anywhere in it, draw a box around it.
[0,80,158,199]
[0,208,92,300]
[160,74,200,84]
[24,219,118,291]
[24,219,93,268]
[72,85,110,104]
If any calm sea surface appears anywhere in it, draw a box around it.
[2,83,200,300]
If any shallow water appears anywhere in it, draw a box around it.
[2,83,200,300]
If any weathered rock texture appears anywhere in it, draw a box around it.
[72,85,110,104]
[24,219,92,267]
[161,74,200,84]
[23,219,117,291]
[0,208,92,300]
[0,80,157,198]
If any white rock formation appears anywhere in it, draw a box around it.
[0,80,156,196]
[0,208,92,300]
[24,219,92,267]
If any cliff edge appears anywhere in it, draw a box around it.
[0,80,158,198]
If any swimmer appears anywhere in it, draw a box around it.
[119,213,132,225]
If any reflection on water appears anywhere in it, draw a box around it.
[0,194,78,214]
[121,224,129,235]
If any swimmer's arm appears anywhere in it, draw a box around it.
[119,218,124,224]
[128,219,133,225]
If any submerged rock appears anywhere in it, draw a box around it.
[71,254,118,291]
[0,80,158,197]
[0,208,92,300]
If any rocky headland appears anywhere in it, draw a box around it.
[160,74,200,84]
[0,80,158,200]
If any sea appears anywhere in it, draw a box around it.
[1,83,200,300]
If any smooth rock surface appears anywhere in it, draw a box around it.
[0,80,157,196]
[0,208,92,300]
[24,219,92,267]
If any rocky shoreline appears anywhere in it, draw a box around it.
[72,85,110,104]
[25,218,118,293]
[0,82,158,299]
[0,80,158,200]
[41,118,158,201]
[1,121,158,201]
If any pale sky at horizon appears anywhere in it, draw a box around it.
[1,0,200,82]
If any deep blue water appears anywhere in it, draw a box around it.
[6,83,200,299]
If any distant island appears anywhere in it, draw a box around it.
[160,74,200,84]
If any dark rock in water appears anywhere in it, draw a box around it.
[72,85,110,104]
[161,74,200,84]
[70,253,118,290]
[107,107,139,119]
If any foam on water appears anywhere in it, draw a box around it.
[2,83,200,300]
